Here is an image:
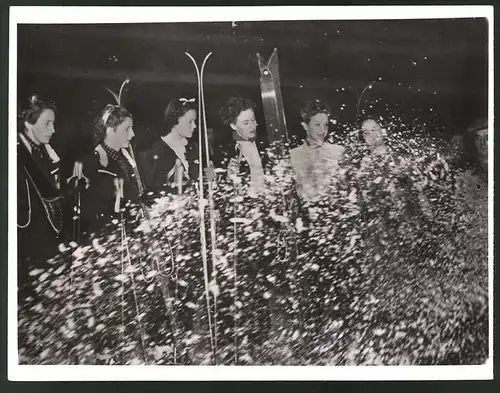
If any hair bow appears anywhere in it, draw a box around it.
[101,105,120,125]
[179,97,196,105]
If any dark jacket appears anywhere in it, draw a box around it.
[17,134,64,295]
[80,144,141,236]
[138,138,200,196]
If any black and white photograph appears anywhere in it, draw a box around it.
[8,5,493,380]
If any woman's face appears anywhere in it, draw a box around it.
[172,109,197,139]
[25,109,55,145]
[362,119,384,148]
[113,117,135,149]
[303,112,329,147]
[231,109,257,140]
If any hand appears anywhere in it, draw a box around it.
[76,178,87,192]
[67,177,87,193]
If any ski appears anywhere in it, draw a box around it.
[257,48,289,158]
[185,51,218,364]
[257,48,299,341]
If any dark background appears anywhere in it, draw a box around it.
[17,18,488,165]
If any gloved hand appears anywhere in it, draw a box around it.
[65,177,88,199]
[74,178,88,193]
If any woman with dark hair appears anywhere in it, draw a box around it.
[215,96,280,358]
[17,95,64,300]
[290,100,345,201]
[139,98,199,195]
[80,104,141,236]
[219,96,266,197]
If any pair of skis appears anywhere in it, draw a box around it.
[257,48,302,347]
[188,49,285,364]
[185,52,219,364]
[231,49,296,363]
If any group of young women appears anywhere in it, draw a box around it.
[20,89,455,364]
[18,92,396,284]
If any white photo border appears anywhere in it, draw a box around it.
[8,5,494,381]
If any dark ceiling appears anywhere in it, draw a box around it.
[17,18,489,156]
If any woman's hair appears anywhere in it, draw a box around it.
[220,96,255,125]
[163,98,197,137]
[18,95,56,132]
[300,100,331,125]
[94,104,133,144]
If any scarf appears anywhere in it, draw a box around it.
[235,142,264,193]
[102,143,130,180]
[161,133,189,179]
[19,133,60,164]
